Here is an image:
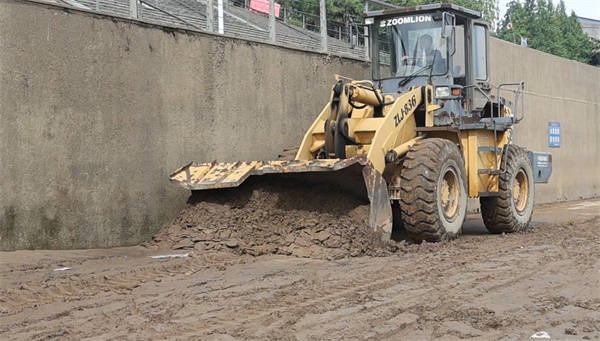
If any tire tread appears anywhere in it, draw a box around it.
[480,145,534,233]
[399,138,466,242]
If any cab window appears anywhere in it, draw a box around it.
[374,15,448,79]
[453,25,465,78]
[472,25,487,80]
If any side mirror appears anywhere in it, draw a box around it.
[448,26,456,56]
[441,12,455,38]
[442,12,456,55]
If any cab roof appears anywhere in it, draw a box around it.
[364,3,481,20]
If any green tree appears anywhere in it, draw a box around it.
[497,0,595,64]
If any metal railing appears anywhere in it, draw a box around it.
[54,0,368,60]
[496,82,525,123]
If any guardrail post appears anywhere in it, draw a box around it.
[364,25,369,59]
[206,0,214,32]
[217,0,224,34]
[364,1,369,60]
[129,0,138,18]
[319,0,327,52]
[269,0,276,43]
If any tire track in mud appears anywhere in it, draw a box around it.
[217,259,491,338]
[3,251,444,339]
[171,255,435,337]
[163,218,600,339]
[0,245,557,336]
[153,250,508,338]
[198,230,579,334]
[0,253,249,315]
[1,216,598,340]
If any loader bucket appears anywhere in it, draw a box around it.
[169,156,393,240]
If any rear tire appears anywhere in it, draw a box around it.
[480,145,534,233]
[399,138,468,242]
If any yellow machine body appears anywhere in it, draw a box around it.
[170,76,512,239]
[294,76,509,197]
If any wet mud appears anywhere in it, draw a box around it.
[150,176,399,259]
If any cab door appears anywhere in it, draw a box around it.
[469,22,490,116]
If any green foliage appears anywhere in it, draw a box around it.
[278,0,320,29]
[497,0,596,64]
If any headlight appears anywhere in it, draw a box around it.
[435,87,451,98]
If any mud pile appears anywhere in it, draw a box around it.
[150,176,401,259]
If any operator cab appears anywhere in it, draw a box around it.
[365,3,502,126]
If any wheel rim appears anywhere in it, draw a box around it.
[513,169,529,213]
[440,168,459,220]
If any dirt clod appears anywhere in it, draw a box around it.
[565,327,577,335]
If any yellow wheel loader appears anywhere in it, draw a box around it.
[170,3,552,242]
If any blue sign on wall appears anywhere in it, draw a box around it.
[548,122,561,147]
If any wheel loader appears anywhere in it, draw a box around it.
[169,3,552,241]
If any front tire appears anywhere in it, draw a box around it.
[399,138,468,242]
[480,145,534,233]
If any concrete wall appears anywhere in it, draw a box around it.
[0,0,369,250]
[490,38,600,203]
[0,0,598,250]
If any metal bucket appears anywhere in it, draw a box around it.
[169,155,393,240]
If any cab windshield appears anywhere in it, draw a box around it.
[375,14,448,79]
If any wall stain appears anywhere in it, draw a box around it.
[29,209,62,250]
[0,206,18,249]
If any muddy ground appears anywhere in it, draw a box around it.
[1,194,599,340]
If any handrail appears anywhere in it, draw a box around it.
[495,81,525,123]
[493,81,524,173]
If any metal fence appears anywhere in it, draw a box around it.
[51,0,375,60]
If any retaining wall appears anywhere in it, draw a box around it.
[489,38,599,203]
[0,0,369,250]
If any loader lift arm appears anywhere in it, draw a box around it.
[296,76,440,173]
